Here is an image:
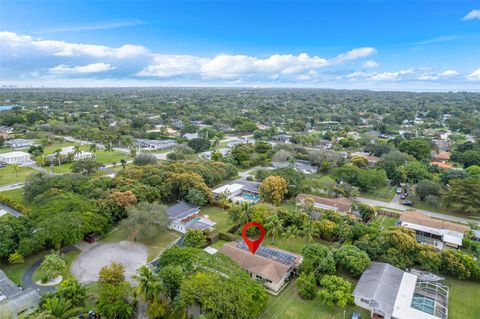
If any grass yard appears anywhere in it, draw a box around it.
[0,146,15,154]
[372,215,398,228]
[32,249,81,283]
[446,276,480,319]
[266,237,333,255]
[100,227,179,262]
[0,251,48,285]
[262,279,370,319]
[0,188,26,206]
[51,163,73,174]
[202,206,232,232]
[360,186,396,202]
[42,142,77,154]
[210,239,228,249]
[89,149,132,165]
[0,165,36,186]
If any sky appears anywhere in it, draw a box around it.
[0,0,479,91]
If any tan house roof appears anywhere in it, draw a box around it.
[219,242,299,283]
[297,193,353,212]
[399,212,469,233]
[432,151,451,161]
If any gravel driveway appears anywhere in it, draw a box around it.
[71,241,148,284]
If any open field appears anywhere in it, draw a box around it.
[372,215,397,228]
[360,185,396,202]
[0,165,35,186]
[262,279,370,319]
[101,227,179,262]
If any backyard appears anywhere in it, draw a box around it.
[202,206,231,232]
[262,279,370,319]
[446,276,480,319]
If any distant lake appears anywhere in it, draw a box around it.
[0,105,16,111]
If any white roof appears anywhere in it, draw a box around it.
[0,151,30,159]
[204,247,218,255]
[392,273,441,319]
[401,222,463,246]
[212,183,244,194]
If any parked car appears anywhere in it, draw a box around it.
[400,194,407,200]
[396,187,402,194]
[351,313,362,319]
[84,234,95,243]
[403,200,414,206]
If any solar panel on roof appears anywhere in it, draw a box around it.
[235,241,296,265]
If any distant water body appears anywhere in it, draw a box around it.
[0,105,15,111]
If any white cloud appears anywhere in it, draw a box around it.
[346,69,415,81]
[333,47,376,63]
[0,31,147,58]
[418,69,459,81]
[50,63,115,74]
[462,9,480,21]
[467,68,480,80]
[363,60,379,68]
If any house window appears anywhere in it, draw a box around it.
[360,298,370,305]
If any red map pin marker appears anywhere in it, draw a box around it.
[241,222,266,254]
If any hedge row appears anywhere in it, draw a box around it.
[0,194,31,215]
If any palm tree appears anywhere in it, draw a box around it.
[301,221,316,243]
[238,202,252,225]
[89,143,97,153]
[265,215,283,243]
[120,159,127,169]
[134,266,167,318]
[283,225,300,248]
[105,142,113,152]
[72,145,81,159]
[39,297,82,319]
[217,193,228,211]
[11,164,19,183]
[54,148,62,166]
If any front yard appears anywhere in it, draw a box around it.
[0,165,36,186]
[446,276,480,319]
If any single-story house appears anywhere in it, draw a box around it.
[46,146,93,161]
[432,151,451,163]
[135,139,178,151]
[199,148,230,160]
[226,138,253,148]
[4,139,35,149]
[219,241,302,294]
[399,212,468,250]
[213,179,261,203]
[272,160,318,174]
[296,194,353,215]
[0,151,32,164]
[353,262,448,319]
[0,126,13,135]
[430,162,454,170]
[0,270,40,317]
[271,134,292,144]
[166,201,216,234]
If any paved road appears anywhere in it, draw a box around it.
[356,197,479,225]
[0,202,22,217]
[0,183,25,192]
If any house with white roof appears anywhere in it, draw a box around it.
[4,139,35,149]
[135,139,178,151]
[398,212,468,250]
[212,179,261,203]
[0,151,32,164]
[353,262,448,319]
[46,146,93,161]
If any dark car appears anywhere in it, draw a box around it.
[400,194,407,200]
[351,313,361,319]
[84,234,95,243]
[403,200,414,206]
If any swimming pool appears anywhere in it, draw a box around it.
[241,193,260,202]
[411,293,435,315]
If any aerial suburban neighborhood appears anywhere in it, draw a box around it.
[1,1,480,319]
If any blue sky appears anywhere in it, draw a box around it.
[1,0,479,90]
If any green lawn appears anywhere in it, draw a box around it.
[372,215,397,228]
[42,142,77,154]
[202,206,232,232]
[100,227,179,262]
[360,186,396,202]
[0,251,48,285]
[262,279,370,319]
[32,249,81,283]
[0,146,15,154]
[0,165,36,186]
[446,276,480,319]
[0,188,26,206]
[210,239,228,249]
[89,149,132,165]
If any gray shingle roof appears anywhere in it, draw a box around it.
[166,201,199,220]
[185,220,211,230]
[0,270,20,299]
[353,262,404,316]
[232,179,260,193]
